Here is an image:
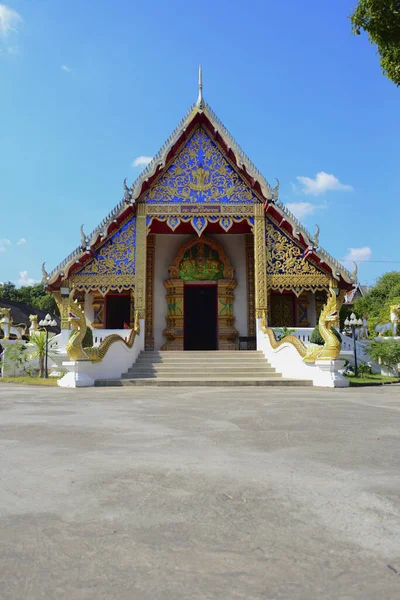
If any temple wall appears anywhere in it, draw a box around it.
[153,233,248,351]
[84,293,94,325]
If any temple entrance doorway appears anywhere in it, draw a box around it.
[105,294,130,329]
[184,285,218,350]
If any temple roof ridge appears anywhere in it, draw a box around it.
[45,94,356,287]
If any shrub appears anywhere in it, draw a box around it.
[310,325,342,346]
[369,339,400,369]
[69,326,93,348]
[358,362,372,377]
[274,327,296,341]
[82,327,93,348]
[383,329,393,337]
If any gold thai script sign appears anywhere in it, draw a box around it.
[180,205,221,215]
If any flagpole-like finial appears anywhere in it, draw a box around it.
[196,65,204,108]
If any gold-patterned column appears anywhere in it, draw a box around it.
[218,279,238,350]
[135,203,147,319]
[161,279,184,350]
[91,294,105,329]
[145,234,155,350]
[254,204,268,319]
[245,234,255,337]
[129,290,135,328]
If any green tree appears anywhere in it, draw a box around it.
[354,272,400,332]
[369,339,400,370]
[350,0,400,86]
[0,282,59,316]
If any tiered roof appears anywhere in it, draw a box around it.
[44,70,356,289]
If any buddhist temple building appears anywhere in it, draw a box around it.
[44,69,355,353]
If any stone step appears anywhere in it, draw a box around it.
[133,359,273,366]
[127,366,276,374]
[95,378,312,387]
[122,371,282,379]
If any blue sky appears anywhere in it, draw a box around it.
[0,0,399,288]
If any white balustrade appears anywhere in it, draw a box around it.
[92,329,132,346]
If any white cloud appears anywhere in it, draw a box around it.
[296,172,353,196]
[132,155,153,168]
[0,238,11,252]
[17,237,27,245]
[17,270,37,286]
[61,65,72,73]
[344,246,372,263]
[0,4,21,37]
[285,201,324,220]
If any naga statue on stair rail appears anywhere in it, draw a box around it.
[65,290,140,362]
[261,285,346,362]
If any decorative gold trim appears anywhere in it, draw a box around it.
[145,234,155,350]
[135,203,147,314]
[168,235,235,280]
[245,234,255,337]
[72,274,135,296]
[254,204,268,318]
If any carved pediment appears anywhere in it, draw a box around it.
[144,128,258,205]
[266,219,330,295]
[71,217,136,294]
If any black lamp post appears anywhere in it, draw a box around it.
[38,314,57,378]
[344,313,363,377]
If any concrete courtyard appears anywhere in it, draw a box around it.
[0,385,400,599]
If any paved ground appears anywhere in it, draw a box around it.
[0,385,400,600]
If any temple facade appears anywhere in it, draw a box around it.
[45,72,355,352]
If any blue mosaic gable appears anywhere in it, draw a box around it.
[76,217,136,277]
[145,128,257,204]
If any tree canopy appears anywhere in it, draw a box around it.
[350,0,400,86]
[0,282,59,316]
[354,271,400,331]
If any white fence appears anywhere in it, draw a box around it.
[92,329,132,346]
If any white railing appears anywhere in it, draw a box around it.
[92,329,132,346]
[287,327,314,344]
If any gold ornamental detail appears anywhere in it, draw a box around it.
[145,234,156,350]
[266,220,330,295]
[135,203,147,314]
[245,234,256,337]
[254,204,268,318]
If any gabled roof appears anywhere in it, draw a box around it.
[0,299,60,335]
[44,72,356,289]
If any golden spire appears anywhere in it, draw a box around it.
[196,65,204,108]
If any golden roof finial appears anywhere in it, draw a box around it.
[196,65,204,108]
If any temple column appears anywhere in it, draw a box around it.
[91,294,105,328]
[254,204,268,320]
[145,234,156,350]
[135,203,147,320]
[245,233,256,338]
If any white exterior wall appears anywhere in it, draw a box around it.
[84,293,94,325]
[153,233,248,350]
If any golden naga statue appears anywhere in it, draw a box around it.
[0,308,27,340]
[29,314,39,332]
[303,287,346,362]
[261,285,345,363]
[65,290,140,362]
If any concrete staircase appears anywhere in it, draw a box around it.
[95,351,312,387]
